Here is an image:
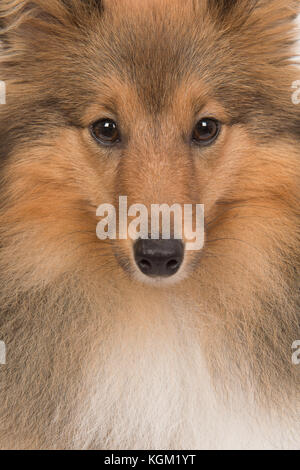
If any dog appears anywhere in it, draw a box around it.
[0,0,299,449]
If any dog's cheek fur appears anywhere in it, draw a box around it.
[0,129,121,286]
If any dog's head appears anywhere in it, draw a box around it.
[0,0,299,288]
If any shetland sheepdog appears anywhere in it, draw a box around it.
[0,0,299,450]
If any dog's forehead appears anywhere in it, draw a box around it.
[95,1,212,113]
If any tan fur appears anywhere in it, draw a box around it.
[0,0,299,449]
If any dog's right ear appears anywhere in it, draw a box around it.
[208,0,241,16]
[0,0,104,44]
[207,0,255,22]
[0,0,105,61]
[207,0,299,65]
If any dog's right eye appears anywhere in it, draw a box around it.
[90,119,121,146]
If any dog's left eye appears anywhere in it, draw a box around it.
[90,119,121,146]
[192,118,220,146]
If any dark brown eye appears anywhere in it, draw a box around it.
[192,118,220,146]
[90,119,120,146]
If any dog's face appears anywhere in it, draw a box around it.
[0,0,299,288]
[0,3,300,448]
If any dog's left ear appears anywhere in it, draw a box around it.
[208,0,298,19]
[208,0,242,18]
[208,0,299,65]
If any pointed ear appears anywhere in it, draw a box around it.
[208,0,298,17]
[208,0,299,65]
[208,0,299,23]
[208,0,242,18]
[0,0,103,39]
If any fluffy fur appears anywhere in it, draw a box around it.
[0,0,299,449]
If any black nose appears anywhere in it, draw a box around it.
[134,239,184,278]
